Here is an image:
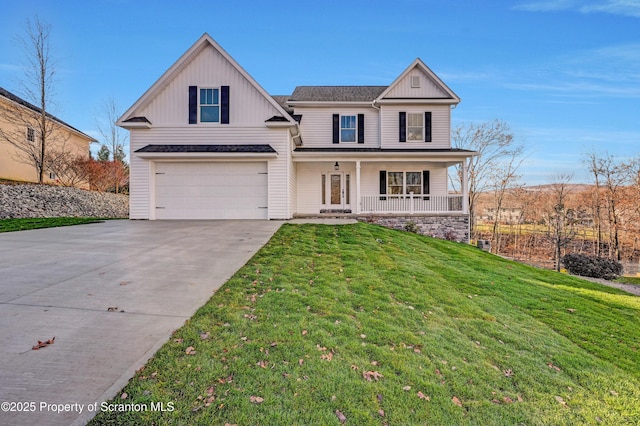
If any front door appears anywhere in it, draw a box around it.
[327,172,350,211]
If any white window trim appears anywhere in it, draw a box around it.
[340,114,357,143]
[406,112,424,142]
[387,171,422,195]
[199,87,220,123]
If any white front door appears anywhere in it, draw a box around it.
[326,172,350,210]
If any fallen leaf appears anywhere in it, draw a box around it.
[298,359,304,366]
[360,334,366,339]
[378,409,385,417]
[362,371,383,382]
[547,362,561,372]
[257,360,268,368]
[316,344,327,351]
[121,392,128,399]
[504,368,514,377]
[403,386,412,391]
[302,330,308,335]
[610,390,619,396]
[452,396,462,407]
[250,396,264,404]
[417,391,430,401]
[503,396,513,403]
[174,338,183,343]
[555,396,567,407]
[32,337,55,350]
[186,346,196,355]
[200,332,210,340]
[377,394,383,402]
[567,308,577,313]
[335,410,347,424]
[351,364,359,370]
[321,352,333,361]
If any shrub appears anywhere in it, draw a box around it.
[562,253,623,280]
[404,221,418,233]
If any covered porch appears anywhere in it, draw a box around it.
[292,148,474,216]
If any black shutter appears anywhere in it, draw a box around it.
[399,112,406,142]
[425,112,432,142]
[379,170,387,201]
[357,114,365,143]
[221,86,230,124]
[188,86,197,124]
[423,170,430,200]
[332,114,339,144]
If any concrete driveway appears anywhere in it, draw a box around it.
[0,220,281,425]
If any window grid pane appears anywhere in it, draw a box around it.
[407,113,423,141]
[340,115,356,142]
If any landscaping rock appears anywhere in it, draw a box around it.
[0,183,128,218]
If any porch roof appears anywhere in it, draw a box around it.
[292,147,476,163]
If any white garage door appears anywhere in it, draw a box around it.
[155,162,268,219]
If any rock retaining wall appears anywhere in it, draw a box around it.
[0,184,129,219]
[358,214,470,243]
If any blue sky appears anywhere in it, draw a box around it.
[1,0,638,185]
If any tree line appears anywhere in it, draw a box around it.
[452,120,640,272]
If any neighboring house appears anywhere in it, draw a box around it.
[118,33,476,240]
[0,87,95,184]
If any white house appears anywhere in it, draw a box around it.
[118,33,475,240]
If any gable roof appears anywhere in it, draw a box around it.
[376,58,460,103]
[118,33,295,126]
[0,86,96,142]
[290,86,387,102]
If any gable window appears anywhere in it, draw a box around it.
[200,88,220,122]
[26,127,35,143]
[341,115,356,142]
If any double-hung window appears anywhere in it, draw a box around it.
[387,171,422,195]
[200,88,220,122]
[26,127,35,143]
[407,113,424,141]
[340,115,356,142]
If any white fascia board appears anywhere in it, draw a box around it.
[375,98,459,105]
[117,121,152,129]
[288,101,374,107]
[292,151,476,162]
[265,121,297,128]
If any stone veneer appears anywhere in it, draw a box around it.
[357,214,470,243]
[0,184,129,219]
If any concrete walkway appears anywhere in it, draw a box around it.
[0,220,281,425]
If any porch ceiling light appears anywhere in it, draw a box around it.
[334,162,339,170]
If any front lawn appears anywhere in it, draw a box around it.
[0,217,105,232]
[90,223,640,425]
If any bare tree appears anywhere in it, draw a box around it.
[584,151,603,256]
[450,119,523,236]
[94,96,128,192]
[0,17,62,183]
[489,154,523,254]
[545,174,575,271]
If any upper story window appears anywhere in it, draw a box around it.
[407,113,424,141]
[399,111,432,142]
[200,88,220,123]
[333,113,364,144]
[340,115,356,142]
[26,127,35,143]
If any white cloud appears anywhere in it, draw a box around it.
[515,0,640,17]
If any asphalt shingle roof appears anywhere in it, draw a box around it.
[135,144,277,154]
[289,86,388,102]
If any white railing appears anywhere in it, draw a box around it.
[361,194,464,214]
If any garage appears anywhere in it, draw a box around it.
[154,162,268,219]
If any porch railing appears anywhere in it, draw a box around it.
[361,194,464,214]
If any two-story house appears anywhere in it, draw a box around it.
[118,33,475,241]
[0,87,95,185]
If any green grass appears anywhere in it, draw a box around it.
[90,223,640,425]
[0,217,105,232]
[615,276,640,285]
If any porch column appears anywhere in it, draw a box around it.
[355,160,361,214]
[462,159,469,214]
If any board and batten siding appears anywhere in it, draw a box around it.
[129,126,291,219]
[294,107,380,148]
[380,105,450,149]
[382,69,452,99]
[134,45,281,126]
